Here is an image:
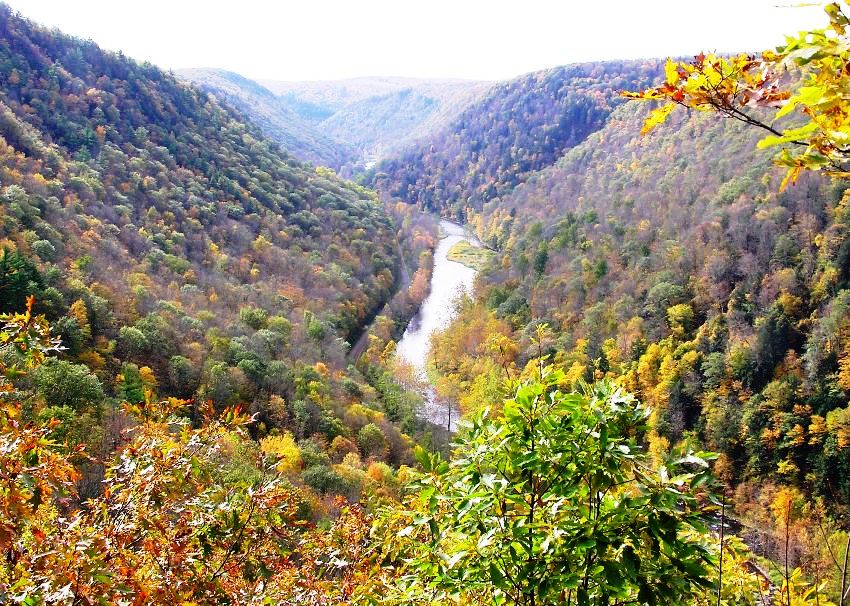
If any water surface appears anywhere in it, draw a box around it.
[396,219,482,430]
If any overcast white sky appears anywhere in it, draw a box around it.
[4,0,827,82]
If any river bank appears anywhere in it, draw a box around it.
[396,219,483,430]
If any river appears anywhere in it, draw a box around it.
[396,219,483,431]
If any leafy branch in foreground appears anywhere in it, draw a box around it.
[624,2,850,189]
[0,302,376,605]
[374,362,718,606]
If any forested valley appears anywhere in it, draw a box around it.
[2,2,850,605]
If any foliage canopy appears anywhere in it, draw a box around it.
[381,359,717,606]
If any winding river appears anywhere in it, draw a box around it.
[396,219,483,430]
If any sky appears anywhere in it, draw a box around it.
[4,0,828,82]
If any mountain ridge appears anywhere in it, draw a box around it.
[183,69,491,168]
[176,67,355,168]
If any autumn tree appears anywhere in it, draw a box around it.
[0,302,385,604]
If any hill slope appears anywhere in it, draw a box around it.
[0,5,418,464]
[438,98,850,504]
[177,68,354,169]
[369,61,664,219]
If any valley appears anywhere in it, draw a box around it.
[1,2,850,605]
[180,71,491,172]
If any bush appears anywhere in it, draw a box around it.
[300,465,349,494]
[31,359,104,413]
[388,364,716,605]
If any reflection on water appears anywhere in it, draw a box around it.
[396,219,482,430]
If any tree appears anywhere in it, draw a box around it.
[69,299,92,343]
[118,325,148,358]
[0,248,43,313]
[625,2,850,189]
[0,297,77,570]
[358,422,388,459]
[261,431,302,475]
[31,358,105,413]
[0,300,378,604]
[167,355,197,398]
[382,361,716,606]
[239,306,268,330]
[117,362,146,404]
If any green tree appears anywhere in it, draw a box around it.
[167,355,197,398]
[533,241,549,276]
[301,464,350,495]
[386,363,715,606]
[239,306,268,330]
[357,422,388,459]
[31,239,56,262]
[31,358,104,413]
[307,318,326,342]
[118,326,149,359]
[117,362,146,404]
[0,248,43,313]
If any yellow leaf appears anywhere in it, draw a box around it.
[780,165,802,192]
[664,59,680,85]
[641,104,676,135]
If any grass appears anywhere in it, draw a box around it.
[447,240,495,271]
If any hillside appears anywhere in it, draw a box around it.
[178,68,354,169]
[368,61,664,219]
[260,75,491,164]
[0,3,426,484]
[318,83,489,162]
[432,98,850,506]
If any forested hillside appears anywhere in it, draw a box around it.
[0,4,426,505]
[431,99,850,508]
[260,76,490,165]
[5,0,850,602]
[369,61,664,218]
[178,68,354,169]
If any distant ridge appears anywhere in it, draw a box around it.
[177,67,354,169]
[183,70,491,169]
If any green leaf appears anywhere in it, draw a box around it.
[578,586,589,606]
[414,445,432,471]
